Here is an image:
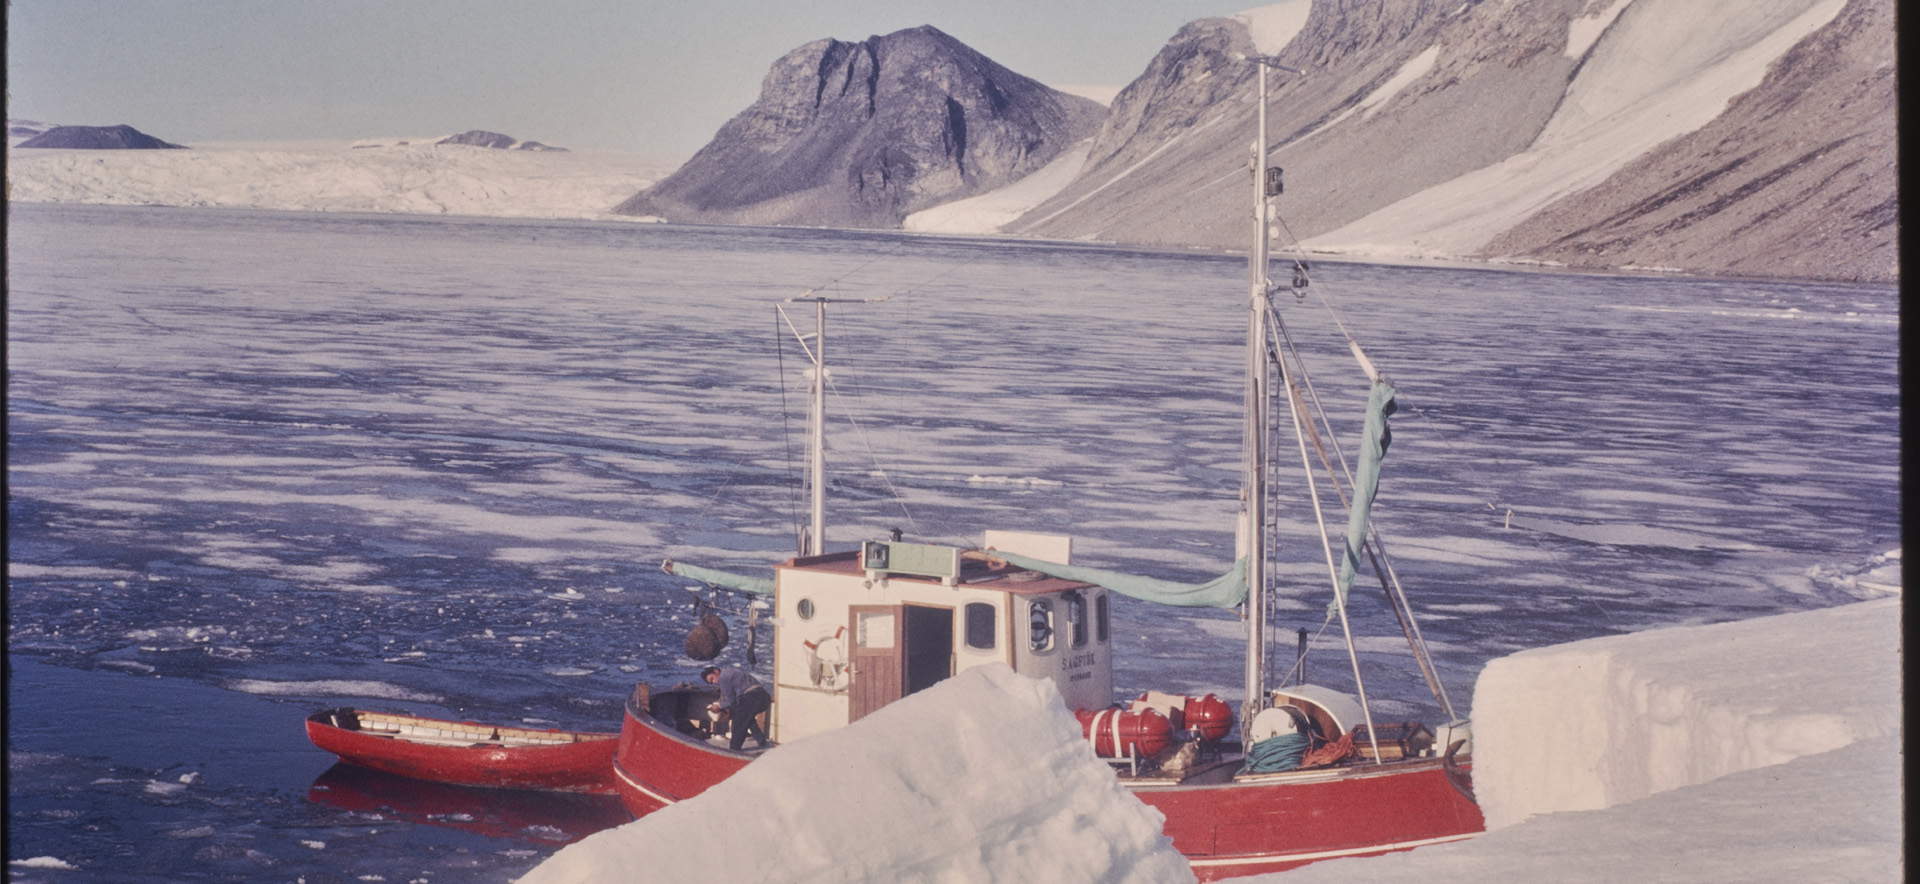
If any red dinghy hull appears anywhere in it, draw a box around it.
[609,684,757,817]
[306,708,619,794]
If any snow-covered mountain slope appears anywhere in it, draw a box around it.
[6,0,1896,281]
[5,138,677,220]
[1480,0,1896,281]
[1007,0,1896,282]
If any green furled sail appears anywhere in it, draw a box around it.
[1332,379,1396,611]
[985,550,1249,609]
[667,561,774,595]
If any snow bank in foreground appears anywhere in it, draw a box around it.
[1256,734,1901,883]
[518,664,1192,884]
[1250,597,1902,883]
[1472,596,1901,829]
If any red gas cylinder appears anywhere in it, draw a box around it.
[1181,694,1233,743]
[1132,691,1234,744]
[1076,706,1173,760]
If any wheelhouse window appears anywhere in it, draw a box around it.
[1027,600,1053,652]
[964,602,996,650]
[1095,592,1110,643]
[1065,591,1087,648]
[857,610,895,649]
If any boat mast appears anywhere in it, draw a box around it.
[779,295,831,557]
[1242,57,1383,759]
[1243,56,1308,735]
[807,298,827,556]
[1243,58,1277,731]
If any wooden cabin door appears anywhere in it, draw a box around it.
[848,605,903,723]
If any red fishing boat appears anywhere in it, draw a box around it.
[615,56,1485,879]
[307,708,618,795]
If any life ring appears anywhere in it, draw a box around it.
[804,626,850,691]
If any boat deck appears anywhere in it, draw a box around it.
[1116,756,1243,786]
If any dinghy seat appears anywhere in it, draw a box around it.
[322,707,362,730]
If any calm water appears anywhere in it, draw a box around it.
[6,204,1900,882]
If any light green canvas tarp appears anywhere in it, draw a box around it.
[984,550,1249,609]
[669,561,774,595]
[1333,379,1396,611]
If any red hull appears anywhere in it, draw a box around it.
[609,687,752,817]
[307,708,619,795]
[1133,757,1484,881]
[609,691,1483,880]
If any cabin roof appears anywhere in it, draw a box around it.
[777,549,1096,596]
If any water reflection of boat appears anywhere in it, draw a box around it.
[614,58,1485,880]
[306,708,618,794]
[308,763,631,844]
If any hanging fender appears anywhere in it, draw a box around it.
[684,599,729,661]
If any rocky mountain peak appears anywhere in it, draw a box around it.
[436,130,568,151]
[16,124,187,150]
[616,25,1107,228]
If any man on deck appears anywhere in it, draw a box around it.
[703,665,771,751]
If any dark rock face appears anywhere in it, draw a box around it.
[439,130,514,149]
[617,25,1107,228]
[16,124,187,149]
[439,130,518,149]
[433,130,568,151]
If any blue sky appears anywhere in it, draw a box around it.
[7,0,1258,156]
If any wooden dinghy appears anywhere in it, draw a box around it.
[307,707,618,794]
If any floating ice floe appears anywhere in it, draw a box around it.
[224,678,439,703]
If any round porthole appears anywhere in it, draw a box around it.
[797,598,816,620]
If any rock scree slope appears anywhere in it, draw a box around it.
[1480,0,1896,281]
[1005,0,1894,283]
